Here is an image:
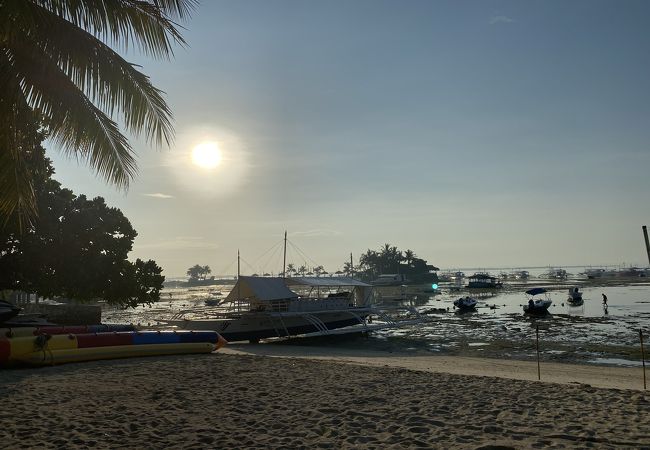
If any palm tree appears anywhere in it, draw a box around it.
[404,249,416,267]
[0,0,196,226]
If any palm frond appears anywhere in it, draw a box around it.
[28,0,196,58]
[0,55,38,228]
[7,5,175,146]
[9,42,137,189]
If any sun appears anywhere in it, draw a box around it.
[191,142,222,169]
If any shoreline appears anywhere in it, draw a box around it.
[222,344,648,391]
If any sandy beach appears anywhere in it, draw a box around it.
[1,347,649,449]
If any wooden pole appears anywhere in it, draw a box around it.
[643,226,650,267]
[641,329,647,390]
[536,325,541,381]
[282,231,287,278]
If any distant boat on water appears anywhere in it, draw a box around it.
[583,266,649,279]
[523,288,552,315]
[541,268,568,280]
[453,296,478,311]
[466,273,502,289]
[370,274,409,286]
[567,287,583,305]
[439,271,465,282]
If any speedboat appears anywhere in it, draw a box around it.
[453,296,478,311]
[523,288,552,315]
[567,287,583,305]
[164,276,424,342]
[0,301,21,324]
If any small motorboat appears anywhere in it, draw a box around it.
[567,287,583,305]
[523,288,552,315]
[0,301,21,324]
[453,296,478,311]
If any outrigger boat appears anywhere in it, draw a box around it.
[523,288,552,315]
[164,276,423,342]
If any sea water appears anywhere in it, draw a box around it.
[102,276,650,367]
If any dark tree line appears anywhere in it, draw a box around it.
[351,244,438,282]
[0,136,164,308]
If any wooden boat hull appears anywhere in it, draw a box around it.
[169,311,369,342]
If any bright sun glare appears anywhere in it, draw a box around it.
[191,142,222,169]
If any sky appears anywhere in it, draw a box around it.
[47,0,650,277]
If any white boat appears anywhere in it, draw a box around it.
[567,287,583,304]
[453,296,478,311]
[523,288,552,315]
[164,276,423,342]
[466,273,502,289]
[370,274,409,286]
[541,268,568,280]
[583,268,618,279]
[510,270,530,279]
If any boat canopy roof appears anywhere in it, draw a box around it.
[224,276,298,303]
[525,287,547,296]
[287,277,372,287]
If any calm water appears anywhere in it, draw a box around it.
[103,275,650,367]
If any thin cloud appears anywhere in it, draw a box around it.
[292,229,342,238]
[143,193,175,199]
[489,15,515,25]
[137,236,219,250]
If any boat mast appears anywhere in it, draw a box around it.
[237,249,241,310]
[350,252,354,279]
[283,230,287,279]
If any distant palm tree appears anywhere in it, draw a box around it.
[404,249,416,267]
[0,0,195,226]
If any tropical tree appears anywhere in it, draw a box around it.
[186,264,211,281]
[286,263,296,277]
[342,261,357,277]
[352,244,438,283]
[404,249,416,267]
[0,0,196,226]
[0,143,164,308]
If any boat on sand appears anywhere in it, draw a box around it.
[163,276,424,342]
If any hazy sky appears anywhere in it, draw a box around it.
[47,0,650,277]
